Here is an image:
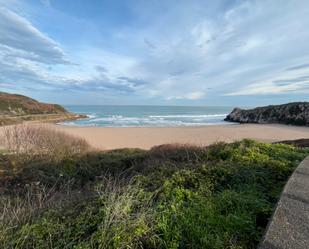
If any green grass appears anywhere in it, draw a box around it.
[0,140,308,249]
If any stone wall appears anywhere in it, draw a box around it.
[259,156,309,249]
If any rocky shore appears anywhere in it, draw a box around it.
[225,102,309,126]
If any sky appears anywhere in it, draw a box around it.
[0,0,309,106]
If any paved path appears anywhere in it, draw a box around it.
[259,156,309,249]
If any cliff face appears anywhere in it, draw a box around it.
[0,92,68,115]
[225,102,309,126]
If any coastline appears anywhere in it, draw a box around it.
[0,113,87,126]
[50,123,309,150]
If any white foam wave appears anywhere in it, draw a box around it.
[61,113,233,127]
[87,114,97,119]
[148,114,228,118]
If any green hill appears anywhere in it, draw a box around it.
[0,92,67,115]
[0,92,84,125]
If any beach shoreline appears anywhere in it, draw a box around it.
[47,123,309,150]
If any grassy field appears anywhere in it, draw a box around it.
[0,126,308,249]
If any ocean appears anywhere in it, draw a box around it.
[62,105,235,127]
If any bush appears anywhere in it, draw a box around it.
[0,140,308,248]
[0,124,92,157]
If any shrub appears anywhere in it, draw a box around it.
[0,124,92,157]
[0,140,308,248]
[0,181,87,248]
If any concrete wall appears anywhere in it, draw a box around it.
[259,156,309,249]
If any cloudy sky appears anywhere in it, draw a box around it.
[0,0,309,106]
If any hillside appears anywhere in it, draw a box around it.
[0,92,67,115]
[0,125,308,248]
[0,92,85,125]
[225,102,309,126]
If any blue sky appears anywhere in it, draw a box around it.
[0,0,309,106]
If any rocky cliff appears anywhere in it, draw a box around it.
[225,102,309,126]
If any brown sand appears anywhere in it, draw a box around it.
[49,124,309,150]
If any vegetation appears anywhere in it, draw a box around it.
[0,124,91,156]
[0,126,308,248]
[0,92,84,126]
[0,92,67,116]
[277,138,309,148]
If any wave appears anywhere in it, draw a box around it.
[89,114,227,122]
[87,114,97,119]
[148,114,228,118]
[58,121,97,127]
[62,112,232,127]
[89,116,137,123]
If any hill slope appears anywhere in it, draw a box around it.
[0,92,67,115]
[0,137,308,249]
[0,92,85,125]
[225,102,309,126]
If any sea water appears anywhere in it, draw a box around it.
[62,105,235,127]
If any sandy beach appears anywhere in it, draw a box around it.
[46,124,309,150]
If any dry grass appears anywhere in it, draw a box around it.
[0,124,94,243]
[0,178,155,249]
[0,179,86,243]
[0,124,92,157]
[0,181,69,226]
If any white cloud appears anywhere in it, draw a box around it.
[185,91,205,100]
[226,82,309,96]
[0,6,143,94]
[111,0,309,102]
[0,7,68,64]
[167,91,205,100]
[1,0,309,104]
[226,67,309,96]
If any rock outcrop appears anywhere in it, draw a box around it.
[225,102,309,126]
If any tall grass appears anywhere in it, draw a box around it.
[95,179,155,249]
[0,177,156,249]
[0,140,308,248]
[0,180,73,242]
[0,124,92,157]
